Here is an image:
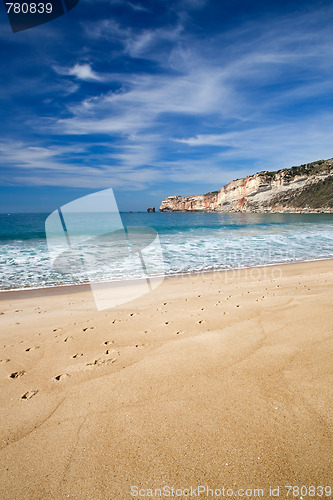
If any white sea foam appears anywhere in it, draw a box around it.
[0,213,332,290]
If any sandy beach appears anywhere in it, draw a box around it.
[0,260,332,499]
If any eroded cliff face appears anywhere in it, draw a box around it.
[159,159,333,213]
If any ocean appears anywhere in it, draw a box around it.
[0,212,333,291]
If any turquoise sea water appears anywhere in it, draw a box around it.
[0,212,333,291]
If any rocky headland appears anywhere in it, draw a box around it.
[160,158,333,213]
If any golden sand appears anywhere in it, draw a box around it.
[0,260,332,499]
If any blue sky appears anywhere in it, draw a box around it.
[0,0,333,212]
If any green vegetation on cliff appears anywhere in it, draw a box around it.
[288,176,333,208]
[270,176,333,209]
[266,158,332,179]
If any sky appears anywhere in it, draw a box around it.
[0,0,333,212]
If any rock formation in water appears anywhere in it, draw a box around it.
[159,158,333,213]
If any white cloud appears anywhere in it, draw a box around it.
[54,63,103,81]
[69,63,102,81]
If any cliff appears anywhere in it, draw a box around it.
[159,159,333,213]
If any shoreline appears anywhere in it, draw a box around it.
[1,256,333,299]
[158,208,333,213]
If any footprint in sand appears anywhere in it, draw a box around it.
[197,319,205,324]
[86,358,117,367]
[63,336,72,342]
[21,390,38,400]
[175,331,184,335]
[82,327,94,332]
[25,346,40,352]
[72,353,83,359]
[9,370,26,379]
[104,340,115,346]
[54,373,70,381]
[0,359,10,363]
[105,349,120,355]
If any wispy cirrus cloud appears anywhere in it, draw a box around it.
[49,7,333,156]
[0,140,160,189]
[176,114,333,172]
[52,68,232,137]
